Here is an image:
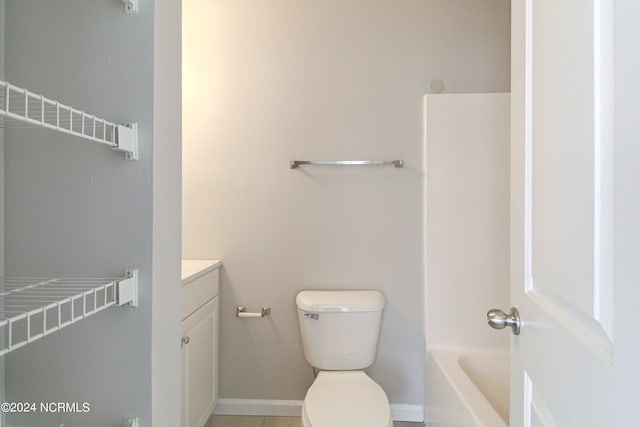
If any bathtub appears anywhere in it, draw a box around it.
[425,348,509,427]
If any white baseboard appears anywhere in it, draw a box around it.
[213,399,424,422]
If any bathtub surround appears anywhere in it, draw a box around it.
[424,93,510,350]
[183,0,510,420]
[423,94,510,425]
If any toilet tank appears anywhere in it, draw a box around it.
[296,290,385,370]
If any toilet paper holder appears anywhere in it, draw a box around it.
[236,306,271,318]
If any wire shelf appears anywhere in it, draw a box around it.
[0,79,138,160]
[0,272,138,357]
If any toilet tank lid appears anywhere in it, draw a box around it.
[296,290,385,313]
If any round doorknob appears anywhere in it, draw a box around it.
[487,307,521,335]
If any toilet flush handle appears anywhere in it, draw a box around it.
[303,312,319,320]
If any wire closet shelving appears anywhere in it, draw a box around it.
[0,78,140,357]
[0,272,138,357]
[0,79,138,160]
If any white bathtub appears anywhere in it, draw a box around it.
[425,348,509,427]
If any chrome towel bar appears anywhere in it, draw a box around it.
[290,160,403,169]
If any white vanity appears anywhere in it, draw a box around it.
[181,259,221,427]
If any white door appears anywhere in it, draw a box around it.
[510,0,640,426]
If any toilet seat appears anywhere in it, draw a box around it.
[302,370,392,427]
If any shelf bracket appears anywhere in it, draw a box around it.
[124,415,140,427]
[114,123,139,160]
[122,0,139,14]
[116,269,139,307]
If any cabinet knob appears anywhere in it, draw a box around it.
[181,336,190,348]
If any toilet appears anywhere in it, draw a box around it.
[296,290,392,427]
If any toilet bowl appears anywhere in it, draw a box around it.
[301,371,392,427]
[296,290,392,427]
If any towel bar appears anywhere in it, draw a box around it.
[289,160,403,169]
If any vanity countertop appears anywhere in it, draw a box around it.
[181,259,221,285]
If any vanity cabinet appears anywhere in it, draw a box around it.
[181,260,221,427]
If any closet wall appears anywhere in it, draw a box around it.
[0,0,7,409]
[0,0,4,279]
[1,0,182,426]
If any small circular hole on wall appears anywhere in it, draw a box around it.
[429,79,445,93]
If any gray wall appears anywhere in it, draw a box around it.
[183,0,510,408]
[3,0,156,426]
[0,0,4,275]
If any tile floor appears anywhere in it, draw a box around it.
[206,415,425,427]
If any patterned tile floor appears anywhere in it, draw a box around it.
[206,415,425,427]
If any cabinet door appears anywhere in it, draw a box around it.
[181,297,219,427]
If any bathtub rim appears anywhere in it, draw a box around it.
[427,347,509,427]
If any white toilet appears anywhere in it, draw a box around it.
[296,290,392,427]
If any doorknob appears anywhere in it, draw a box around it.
[487,307,521,335]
